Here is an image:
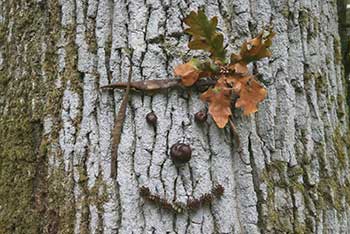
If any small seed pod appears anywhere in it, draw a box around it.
[159,198,173,210]
[139,186,151,197]
[170,143,192,166]
[194,110,207,122]
[146,112,157,126]
[187,198,201,210]
[201,193,214,203]
[172,202,185,213]
[212,184,225,197]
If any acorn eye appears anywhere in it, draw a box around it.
[146,112,157,126]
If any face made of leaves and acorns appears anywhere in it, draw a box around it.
[103,9,274,213]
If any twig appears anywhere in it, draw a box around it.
[110,54,133,178]
[101,78,182,91]
[101,78,217,92]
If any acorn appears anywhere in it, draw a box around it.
[170,143,192,166]
[194,110,207,123]
[146,112,157,126]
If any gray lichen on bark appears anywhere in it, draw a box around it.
[0,0,349,234]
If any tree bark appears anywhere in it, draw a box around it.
[0,0,349,233]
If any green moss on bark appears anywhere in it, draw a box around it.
[334,36,342,64]
[0,2,46,233]
[258,161,306,233]
[299,8,310,29]
[332,126,350,167]
[0,1,75,233]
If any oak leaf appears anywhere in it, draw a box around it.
[231,30,275,64]
[184,10,226,62]
[174,60,202,86]
[228,62,248,75]
[200,83,232,128]
[234,76,267,115]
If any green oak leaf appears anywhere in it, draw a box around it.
[184,10,226,62]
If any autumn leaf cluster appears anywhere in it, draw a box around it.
[174,10,275,128]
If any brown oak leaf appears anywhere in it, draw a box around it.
[174,61,202,86]
[234,76,267,115]
[219,75,242,93]
[228,62,248,75]
[231,30,275,64]
[200,83,232,128]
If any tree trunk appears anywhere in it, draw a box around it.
[0,0,349,233]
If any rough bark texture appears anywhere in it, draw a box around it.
[0,0,349,234]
